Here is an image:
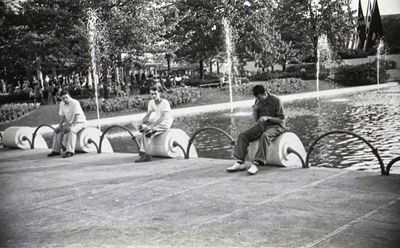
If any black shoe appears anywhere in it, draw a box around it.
[62,152,74,158]
[47,151,61,157]
[135,154,152,163]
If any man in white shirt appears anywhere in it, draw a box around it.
[136,85,173,162]
[47,90,86,158]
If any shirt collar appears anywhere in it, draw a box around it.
[260,92,272,105]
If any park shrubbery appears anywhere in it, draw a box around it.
[0,92,31,105]
[0,103,40,123]
[225,78,305,96]
[337,49,369,59]
[329,60,390,86]
[80,87,202,112]
[185,78,220,87]
[250,64,329,81]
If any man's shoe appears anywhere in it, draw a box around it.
[227,161,247,172]
[47,151,60,157]
[247,163,259,175]
[135,154,152,163]
[62,152,74,158]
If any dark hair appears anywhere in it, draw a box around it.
[60,89,69,96]
[149,81,160,92]
[252,85,265,96]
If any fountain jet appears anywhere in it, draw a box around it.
[88,10,101,130]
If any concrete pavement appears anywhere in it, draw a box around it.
[1,148,400,247]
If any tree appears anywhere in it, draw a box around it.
[169,0,225,80]
[274,0,355,62]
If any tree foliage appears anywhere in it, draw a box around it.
[274,0,355,62]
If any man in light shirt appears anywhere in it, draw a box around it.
[47,89,86,158]
[136,85,173,162]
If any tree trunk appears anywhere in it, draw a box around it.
[167,58,171,76]
[217,61,220,74]
[209,61,213,73]
[199,60,204,80]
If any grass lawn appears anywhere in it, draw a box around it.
[0,79,351,131]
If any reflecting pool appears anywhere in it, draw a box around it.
[105,85,400,173]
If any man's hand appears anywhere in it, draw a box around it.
[61,123,71,133]
[55,126,61,133]
[258,116,271,125]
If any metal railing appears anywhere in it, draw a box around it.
[97,125,140,153]
[386,156,400,175]
[305,130,386,175]
[287,147,306,168]
[185,127,235,159]
[30,124,56,149]
[173,141,188,158]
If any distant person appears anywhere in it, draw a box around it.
[227,85,286,175]
[47,82,55,104]
[135,85,174,162]
[0,79,6,94]
[33,83,44,104]
[47,90,87,158]
[174,74,182,86]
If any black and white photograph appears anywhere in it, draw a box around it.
[1,0,400,247]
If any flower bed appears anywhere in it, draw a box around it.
[224,78,305,96]
[0,103,41,123]
[80,87,202,113]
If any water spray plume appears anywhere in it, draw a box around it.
[316,34,331,101]
[88,10,101,131]
[377,39,385,87]
[223,18,234,113]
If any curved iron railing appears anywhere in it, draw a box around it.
[173,141,188,158]
[98,125,139,153]
[305,130,386,175]
[287,147,306,168]
[31,124,56,149]
[386,156,400,176]
[185,127,235,159]
[21,136,33,148]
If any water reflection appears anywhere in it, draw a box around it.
[107,86,400,173]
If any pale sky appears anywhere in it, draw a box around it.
[352,0,400,15]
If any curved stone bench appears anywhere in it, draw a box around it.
[3,126,48,149]
[141,128,198,158]
[247,132,306,167]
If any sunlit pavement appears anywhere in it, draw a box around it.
[1,148,400,247]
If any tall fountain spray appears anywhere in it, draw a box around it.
[88,10,101,130]
[222,18,234,113]
[316,34,331,100]
[376,38,385,86]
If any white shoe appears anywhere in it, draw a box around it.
[227,161,247,172]
[247,163,259,175]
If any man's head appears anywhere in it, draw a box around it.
[252,85,267,101]
[60,89,71,104]
[149,85,161,101]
